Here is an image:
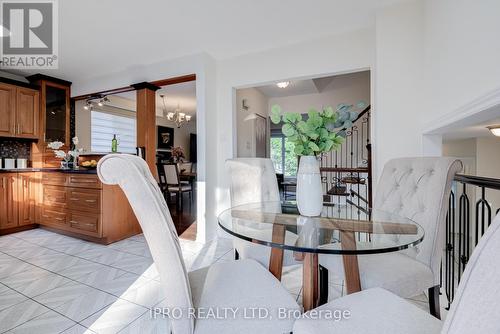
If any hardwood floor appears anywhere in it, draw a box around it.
[166,189,197,241]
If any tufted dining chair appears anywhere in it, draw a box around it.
[98,154,300,334]
[225,158,299,268]
[318,157,463,318]
[294,211,500,334]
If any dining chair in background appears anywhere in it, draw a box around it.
[98,154,300,334]
[318,157,463,318]
[163,163,192,209]
[294,211,500,334]
[225,158,299,269]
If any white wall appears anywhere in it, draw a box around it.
[373,0,424,178]
[235,88,268,157]
[269,72,370,115]
[476,137,500,213]
[423,0,500,118]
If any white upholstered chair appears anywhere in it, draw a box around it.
[97,154,300,334]
[294,211,500,334]
[319,157,463,318]
[163,163,192,207]
[225,158,299,267]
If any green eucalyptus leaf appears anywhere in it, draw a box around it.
[357,101,367,109]
[308,132,319,140]
[294,145,304,155]
[297,120,308,133]
[282,123,295,136]
[323,106,334,118]
[308,141,320,152]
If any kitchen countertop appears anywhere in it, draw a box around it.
[0,168,97,174]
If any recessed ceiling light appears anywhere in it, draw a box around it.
[487,125,500,137]
[276,81,290,88]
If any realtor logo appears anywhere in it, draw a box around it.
[0,0,58,69]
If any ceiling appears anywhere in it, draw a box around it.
[2,0,410,83]
[115,80,197,118]
[255,70,370,98]
[442,117,500,140]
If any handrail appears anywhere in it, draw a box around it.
[320,167,369,173]
[454,174,500,191]
[340,105,371,132]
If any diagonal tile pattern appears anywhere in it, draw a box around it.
[0,228,446,333]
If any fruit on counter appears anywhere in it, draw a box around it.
[81,160,98,168]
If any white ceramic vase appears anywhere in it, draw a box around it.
[296,155,323,217]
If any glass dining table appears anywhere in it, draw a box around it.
[218,201,424,311]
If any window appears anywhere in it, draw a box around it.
[270,132,298,177]
[91,110,136,153]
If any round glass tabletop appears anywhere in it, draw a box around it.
[217,201,424,255]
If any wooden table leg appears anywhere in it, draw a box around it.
[302,253,319,311]
[340,230,361,294]
[268,224,285,280]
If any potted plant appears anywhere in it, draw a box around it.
[48,137,82,169]
[171,146,185,163]
[270,103,364,216]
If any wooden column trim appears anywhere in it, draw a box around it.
[340,230,362,294]
[132,82,160,178]
[268,224,285,280]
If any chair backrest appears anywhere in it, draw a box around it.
[441,213,500,333]
[374,157,462,284]
[225,158,280,207]
[191,162,197,173]
[164,163,180,185]
[179,162,192,174]
[97,154,194,334]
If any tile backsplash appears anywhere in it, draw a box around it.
[0,139,31,160]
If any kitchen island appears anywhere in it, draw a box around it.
[0,168,140,244]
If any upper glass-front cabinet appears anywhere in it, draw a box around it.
[45,84,68,143]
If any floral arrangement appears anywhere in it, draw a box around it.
[171,146,185,162]
[270,102,366,156]
[47,137,83,168]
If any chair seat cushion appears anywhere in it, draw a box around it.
[293,288,442,334]
[189,259,300,334]
[319,250,433,298]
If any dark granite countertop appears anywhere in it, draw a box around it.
[0,168,97,174]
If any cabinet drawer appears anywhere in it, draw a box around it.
[42,173,67,186]
[40,207,67,226]
[43,185,67,208]
[67,175,101,189]
[69,212,99,234]
[67,188,101,213]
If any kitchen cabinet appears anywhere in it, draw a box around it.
[40,171,140,244]
[0,82,39,139]
[0,172,38,231]
[0,173,18,229]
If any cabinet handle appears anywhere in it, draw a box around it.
[69,198,79,201]
[85,199,96,203]
[55,217,64,221]
[17,124,20,134]
[42,214,49,218]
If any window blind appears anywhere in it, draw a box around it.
[91,110,136,153]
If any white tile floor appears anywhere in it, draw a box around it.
[0,229,446,333]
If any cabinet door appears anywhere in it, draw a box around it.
[0,83,16,137]
[16,88,39,139]
[0,174,19,229]
[19,173,37,226]
[44,84,69,144]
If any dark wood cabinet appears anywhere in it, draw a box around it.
[40,172,139,243]
[0,83,16,136]
[17,88,40,139]
[0,83,39,139]
[0,173,38,231]
[0,173,19,229]
[18,173,38,226]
